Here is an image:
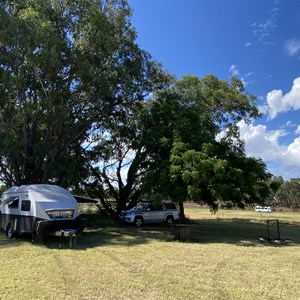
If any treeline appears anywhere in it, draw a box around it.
[268,177,300,209]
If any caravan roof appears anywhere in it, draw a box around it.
[2,185,76,205]
[3,184,71,194]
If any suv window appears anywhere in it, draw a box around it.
[145,204,156,211]
[165,202,176,210]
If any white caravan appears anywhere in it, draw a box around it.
[0,184,84,240]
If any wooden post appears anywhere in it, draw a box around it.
[175,224,191,242]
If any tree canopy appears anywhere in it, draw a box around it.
[0,0,167,186]
[141,75,272,216]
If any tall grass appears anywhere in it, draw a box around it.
[0,208,299,300]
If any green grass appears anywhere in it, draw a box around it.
[1,208,300,300]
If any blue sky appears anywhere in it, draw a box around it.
[128,0,300,180]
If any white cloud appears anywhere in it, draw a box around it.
[242,72,256,86]
[266,89,284,119]
[229,65,239,76]
[241,78,300,179]
[252,6,279,46]
[257,104,269,115]
[244,72,255,77]
[284,39,300,57]
[282,137,300,172]
[238,120,300,180]
[229,65,255,87]
[266,77,300,119]
[285,120,292,127]
[245,42,251,47]
[280,120,298,131]
[238,120,284,161]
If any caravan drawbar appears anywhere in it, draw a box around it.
[0,184,84,240]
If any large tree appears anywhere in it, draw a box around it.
[78,78,175,215]
[0,0,165,187]
[142,75,273,217]
[82,109,152,215]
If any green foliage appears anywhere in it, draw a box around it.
[0,0,165,186]
[272,177,300,208]
[170,140,271,211]
[142,75,271,215]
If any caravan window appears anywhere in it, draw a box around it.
[6,196,19,209]
[46,209,74,219]
[21,200,31,211]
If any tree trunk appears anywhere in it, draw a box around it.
[179,202,185,222]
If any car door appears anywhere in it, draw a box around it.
[144,204,164,223]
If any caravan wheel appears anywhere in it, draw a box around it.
[6,224,14,239]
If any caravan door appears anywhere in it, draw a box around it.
[1,196,20,237]
[1,195,34,237]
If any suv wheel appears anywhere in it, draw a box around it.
[165,216,174,225]
[134,216,143,227]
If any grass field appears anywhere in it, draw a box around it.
[0,208,300,300]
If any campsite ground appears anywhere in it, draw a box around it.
[0,208,299,300]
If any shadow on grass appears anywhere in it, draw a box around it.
[190,218,300,246]
[1,214,299,250]
[62,216,300,249]
[0,216,175,250]
[0,232,25,248]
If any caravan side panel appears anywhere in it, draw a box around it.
[1,213,36,234]
[0,193,36,234]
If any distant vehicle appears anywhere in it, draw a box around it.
[119,201,180,227]
[0,184,84,240]
[255,206,272,213]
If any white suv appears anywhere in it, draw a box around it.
[255,206,272,212]
[119,202,180,227]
